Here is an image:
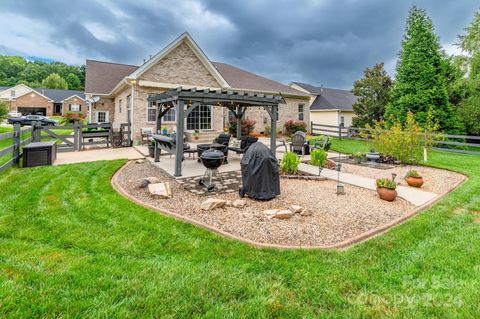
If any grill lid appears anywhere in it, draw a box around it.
[200,149,224,160]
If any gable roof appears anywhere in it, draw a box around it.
[292,82,357,111]
[85,33,307,97]
[129,32,229,88]
[85,60,138,95]
[0,85,85,102]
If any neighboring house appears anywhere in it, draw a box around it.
[85,32,309,140]
[289,82,357,128]
[0,84,86,117]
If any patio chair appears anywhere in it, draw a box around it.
[289,131,307,156]
[276,139,288,153]
[140,127,153,144]
[213,133,231,158]
[228,136,258,155]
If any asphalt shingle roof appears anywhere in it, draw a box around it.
[84,59,307,96]
[0,86,84,102]
[292,82,357,111]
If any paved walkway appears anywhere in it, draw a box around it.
[54,147,144,165]
[298,163,438,206]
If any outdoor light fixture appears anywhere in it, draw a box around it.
[336,154,345,195]
[391,173,397,182]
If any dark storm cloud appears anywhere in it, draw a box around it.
[0,0,478,88]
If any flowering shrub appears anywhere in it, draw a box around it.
[284,120,307,136]
[228,118,256,137]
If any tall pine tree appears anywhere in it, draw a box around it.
[385,6,464,133]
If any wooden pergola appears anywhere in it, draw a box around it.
[148,87,285,177]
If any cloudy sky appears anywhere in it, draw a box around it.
[0,0,478,89]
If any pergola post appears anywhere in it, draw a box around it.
[236,105,242,138]
[270,105,277,156]
[154,104,162,162]
[174,100,185,177]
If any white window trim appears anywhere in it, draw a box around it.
[95,111,109,123]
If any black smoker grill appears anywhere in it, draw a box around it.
[239,142,280,200]
[198,149,225,192]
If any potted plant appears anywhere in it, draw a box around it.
[194,129,200,140]
[376,178,397,201]
[148,140,155,157]
[161,126,168,135]
[353,152,364,164]
[405,170,424,187]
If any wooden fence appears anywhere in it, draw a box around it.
[0,121,131,172]
[311,122,480,155]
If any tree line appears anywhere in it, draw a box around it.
[352,6,480,136]
[0,56,85,91]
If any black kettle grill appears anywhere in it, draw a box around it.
[198,149,225,192]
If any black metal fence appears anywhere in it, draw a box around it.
[311,122,480,155]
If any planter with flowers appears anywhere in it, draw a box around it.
[194,129,200,140]
[405,170,424,187]
[376,178,397,201]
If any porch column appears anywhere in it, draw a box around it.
[270,105,277,157]
[236,105,242,138]
[154,104,162,162]
[174,100,185,177]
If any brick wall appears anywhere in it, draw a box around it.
[10,91,53,116]
[62,96,86,116]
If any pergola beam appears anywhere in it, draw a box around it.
[150,87,284,176]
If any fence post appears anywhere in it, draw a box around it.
[12,122,21,166]
[32,122,41,142]
[338,125,342,139]
[73,120,79,151]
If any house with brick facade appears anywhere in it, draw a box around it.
[84,32,310,140]
[0,84,86,117]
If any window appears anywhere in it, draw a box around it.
[119,99,122,113]
[70,104,80,112]
[97,111,109,123]
[340,115,345,127]
[147,94,175,122]
[298,104,304,121]
[147,94,157,122]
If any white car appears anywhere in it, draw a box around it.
[7,111,22,118]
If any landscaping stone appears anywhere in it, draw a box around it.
[300,208,312,216]
[275,210,295,219]
[148,182,171,198]
[135,159,145,164]
[290,205,303,213]
[201,198,227,211]
[232,199,247,208]
[264,209,279,219]
[138,177,160,188]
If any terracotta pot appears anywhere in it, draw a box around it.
[376,187,397,201]
[194,135,199,140]
[406,176,424,188]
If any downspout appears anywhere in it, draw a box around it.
[125,78,136,142]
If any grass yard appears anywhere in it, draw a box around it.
[0,141,479,317]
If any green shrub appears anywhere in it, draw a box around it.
[406,170,421,178]
[0,101,8,122]
[361,111,441,164]
[284,120,307,136]
[228,118,256,137]
[280,151,301,174]
[307,135,331,151]
[376,178,397,190]
[310,149,326,167]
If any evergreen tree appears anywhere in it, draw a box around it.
[41,73,68,90]
[352,62,393,127]
[385,6,464,133]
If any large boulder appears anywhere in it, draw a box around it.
[148,182,171,198]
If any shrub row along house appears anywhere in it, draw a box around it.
[1,84,85,117]
[85,32,332,140]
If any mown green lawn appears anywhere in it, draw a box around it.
[0,141,479,318]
